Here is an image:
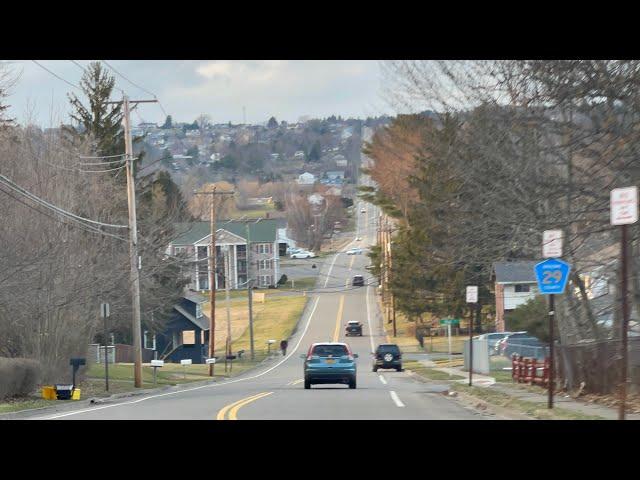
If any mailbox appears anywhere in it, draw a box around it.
[151,360,164,367]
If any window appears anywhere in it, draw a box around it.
[174,246,186,255]
[515,284,530,293]
[260,275,272,287]
[197,245,208,259]
[182,330,195,345]
[257,243,272,254]
[258,259,273,270]
[311,344,348,357]
[196,303,203,318]
[143,331,156,350]
[237,259,247,273]
[198,270,209,290]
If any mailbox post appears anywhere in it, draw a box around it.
[150,359,164,386]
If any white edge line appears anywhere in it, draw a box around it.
[390,391,405,408]
[41,296,321,420]
[378,375,387,385]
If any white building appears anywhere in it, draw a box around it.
[297,172,316,185]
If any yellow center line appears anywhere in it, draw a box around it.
[290,379,303,386]
[216,392,268,420]
[333,294,345,342]
[228,392,273,420]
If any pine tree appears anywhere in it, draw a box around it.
[162,115,173,129]
[267,116,279,129]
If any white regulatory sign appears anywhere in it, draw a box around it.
[542,230,564,258]
[611,187,638,225]
[466,286,478,304]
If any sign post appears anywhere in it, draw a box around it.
[610,186,638,420]
[466,286,478,386]
[534,257,570,409]
[100,303,110,391]
[150,359,164,386]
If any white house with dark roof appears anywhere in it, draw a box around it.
[492,261,539,332]
[297,172,316,185]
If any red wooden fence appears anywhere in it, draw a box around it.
[511,354,550,387]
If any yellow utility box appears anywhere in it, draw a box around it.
[71,388,81,400]
[41,386,56,400]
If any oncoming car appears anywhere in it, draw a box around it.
[301,342,358,389]
[352,275,364,286]
[345,320,363,336]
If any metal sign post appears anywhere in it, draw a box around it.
[610,186,638,420]
[466,286,478,386]
[100,303,110,391]
[534,257,570,409]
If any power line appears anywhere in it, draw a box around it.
[32,60,81,91]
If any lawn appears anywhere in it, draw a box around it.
[0,397,54,414]
[230,205,277,219]
[276,277,317,291]
[404,360,466,381]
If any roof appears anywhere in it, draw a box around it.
[171,219,277,245]
[174,304,209,331]
[492,261,538,284]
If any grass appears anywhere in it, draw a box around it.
[404,360,466,381]
[451,384,605,420]
[277,277,317,291]
[0,397,54,414]
[230,205,277,219]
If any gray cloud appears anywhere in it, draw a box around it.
[3,60,388,127]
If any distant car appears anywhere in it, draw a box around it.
[361,208,366,213]
[373,343,402,372]
[291,250,316,259]
[352,275,364,286]
[494,331,528,355]
[355,237,362,241]
[345,320,363,336]
[301,342,358,389]
[498,333,547,359]
[346,248,362,255]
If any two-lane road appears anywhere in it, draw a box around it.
[35,173,482,420]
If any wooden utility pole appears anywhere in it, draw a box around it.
[109,95,157,388]
[194,187,234,376]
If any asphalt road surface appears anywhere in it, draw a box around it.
[32,168,483,420]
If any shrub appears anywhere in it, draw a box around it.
[0,357,42,399]
[278,274,288,285]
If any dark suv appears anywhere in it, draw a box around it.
[345,321,363,336]
[352,275,364,286]
[373,344,402,372]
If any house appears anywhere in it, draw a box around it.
[326,170,345,181]
[169,218,280,290]
[334,155,348,167]
[294,150,305,158]
[148,293,210,364]
[297,172,316,185]
[492,261,539,332]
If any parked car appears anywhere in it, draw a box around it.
[352,275,364,286]
[476,332,513,355]
[346,248,362,255]
[301,342,358,389]
[372,343,402,372]
[287,247,302,255]
[500,333,548,360]
[360,208,366,213]
[345,320,363,336]
[291,250,316,259]
[494,331,527,355]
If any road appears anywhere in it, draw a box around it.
[33,139,483,420]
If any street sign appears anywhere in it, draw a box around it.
[150,360,164,367]
[542,230,563,258]
[534,258,571,295]
[100,303,110,318]
[466,286,478,303]
[439,318,460,326]
[611,186,638,225]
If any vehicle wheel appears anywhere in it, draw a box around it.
[359,333,363,336]
[304,379,311,389]
[396,366,402,372]
[372,366,378,372]
[349,378,356,389]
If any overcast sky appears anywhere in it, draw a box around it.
[2,60,391,127]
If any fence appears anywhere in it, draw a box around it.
[556,337,640,394]
[464,338,550,375]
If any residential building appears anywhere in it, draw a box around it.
[297,172,316,185]
[491,261,539,332]
[169,218,280,290]
[326,170,345,181]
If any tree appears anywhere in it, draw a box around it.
[162,115,173,129]
[185,145,199,165]
[160,149,173,167]
[0,63,16,129]
[267,116,279,129]
[66,62,124,162]
[307,140,321,162]
[505,297,549,342]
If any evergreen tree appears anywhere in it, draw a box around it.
[308,140,322,162]
[162,115,173,129]
[267,116,279,129]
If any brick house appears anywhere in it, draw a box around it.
[492,261,539,332]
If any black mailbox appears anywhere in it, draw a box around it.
[237,350,245,359]
[226,355,237,360]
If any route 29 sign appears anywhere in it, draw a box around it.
[534,258,571,295]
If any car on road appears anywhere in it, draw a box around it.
[345,320,363,336]
[352,275,364,286]
[360,208,366,213]
[372,343,402,372]
[346,248,362,255]
[301,342,358,389]
[290,250,316,259]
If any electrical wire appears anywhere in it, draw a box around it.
[32,60,81,91]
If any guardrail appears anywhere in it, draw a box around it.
[511,354,550,387]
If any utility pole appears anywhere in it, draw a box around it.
[120,95,157,388]
[224,246,232,369]
[246,221,255,360]
[194,187,234,376]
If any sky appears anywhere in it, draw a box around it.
[2,60,391,127]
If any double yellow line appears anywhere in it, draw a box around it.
[333,295,345,342]
[216,391,273,420]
